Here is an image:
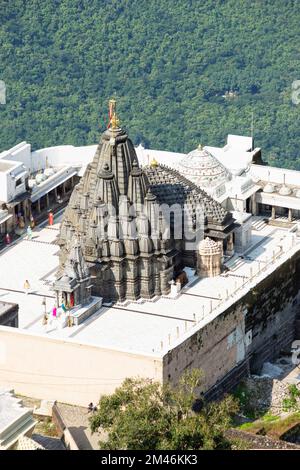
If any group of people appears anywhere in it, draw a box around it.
[4,213,36,246]
[42,301,73,330]
[16,213,35,231]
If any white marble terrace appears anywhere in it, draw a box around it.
[0,210,299,356]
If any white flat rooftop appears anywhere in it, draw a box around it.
[0,389,31,430]
[0,213,300,357]
[0,389,36,449]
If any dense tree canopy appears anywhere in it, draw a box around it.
[89,370,238,450]
[1,0,300,168]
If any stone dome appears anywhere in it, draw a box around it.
[36,172,47,184]
[263,182,275,193]
[199,237,222,255]
[177,146,230,190]
[27,178,37,189]
[279,185,292,196]
[44,167,55,177]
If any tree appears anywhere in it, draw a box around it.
[89,369,239,450]
[1,0,300,169]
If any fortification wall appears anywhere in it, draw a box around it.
[163,249,300,398]
[1,246,300,406]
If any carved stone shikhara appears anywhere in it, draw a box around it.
[55,120,235,303]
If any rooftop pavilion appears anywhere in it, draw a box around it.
[0,142,79,240]
[250,164,300,220]
[0,211,299,357]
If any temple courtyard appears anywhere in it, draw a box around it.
[0,213,299,356]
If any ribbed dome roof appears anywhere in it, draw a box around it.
[177,146,230,189]
[199,237,222,255]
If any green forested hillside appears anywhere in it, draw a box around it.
[1,0,300,168]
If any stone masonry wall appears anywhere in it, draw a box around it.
[163,249,300,397]
[245,252,300,373]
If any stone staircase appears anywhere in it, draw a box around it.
[224,256,247,272]
[252,217,268,231]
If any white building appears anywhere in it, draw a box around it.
[1,132,300,251]
[1,131,300,405]
[0,142,79,237]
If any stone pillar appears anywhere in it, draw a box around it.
[153,261,161,296]
[225,232,234,256]
[22,200,27,223]
[46,192,50,208]
[271,206,276,219]
[74,289,78,306]
[218,240,224,263]
[160,266,172,295]
[288,208,292,222]
[54,187,58,200]
[37,198,41,214]
[62,182,66,198]
[252,202,257,216]
[247,196,252,214]
[28,200,32,220]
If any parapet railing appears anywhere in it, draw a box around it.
[159,232,300,352]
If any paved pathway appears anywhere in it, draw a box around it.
[57,403,101,450]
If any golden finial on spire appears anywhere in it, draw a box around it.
[150,157,158,168]
[111,113,120,129]
[108,98,120,129]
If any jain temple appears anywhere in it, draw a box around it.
[0,100,300,406]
